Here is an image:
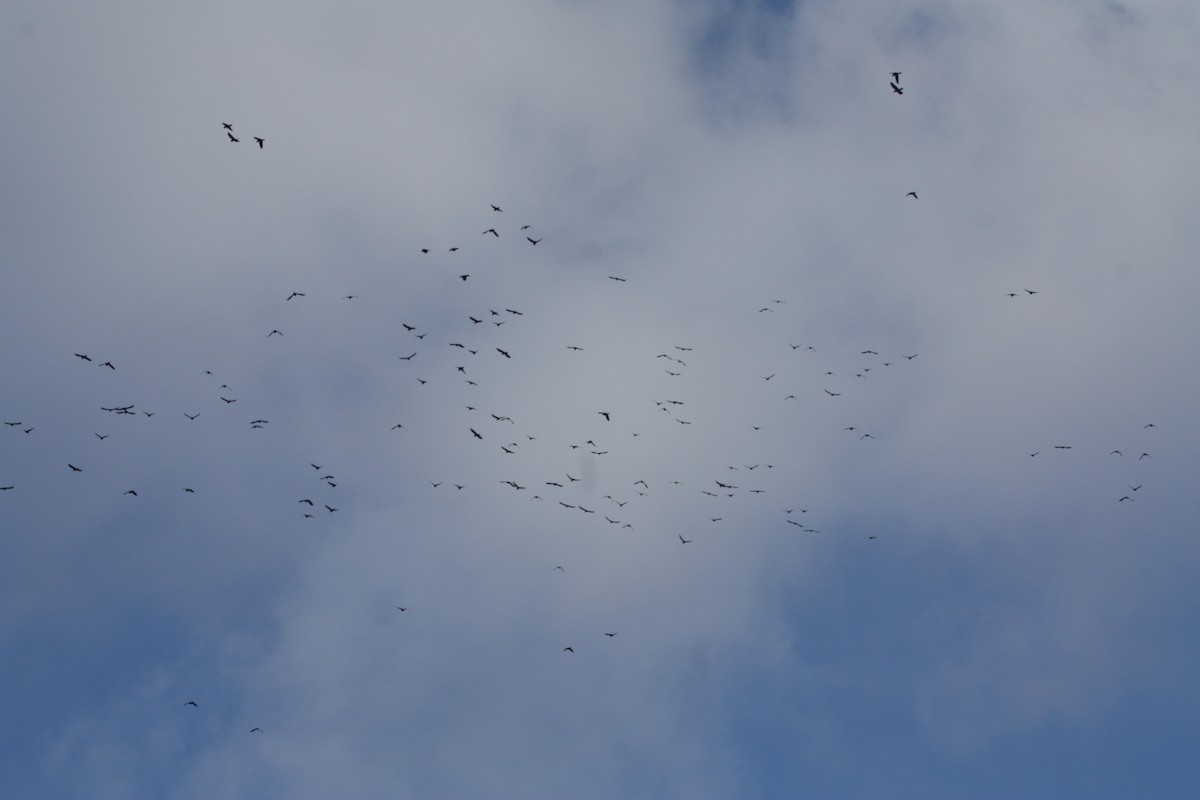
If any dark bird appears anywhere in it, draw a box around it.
[1144,423,1156,429]
[184,700,198,707]
[1110,450,1123,456]
[185,413,199,420]
[891,72,901,82]
[566,473,580,482]
[526,237,541,245]
[0,486,14,491]
[420,248,429,253]
[906,192,918,199]
[604,632,617,637]
[300,499,314,506]
[268,330,283,337]
[250,727,263,733]
[99,360,116,370]
[1024,289,1038,295]
[460,274,470,281]
[491,205,503,212]
[325,505,338,513]
[95,433,109,440]
[890,82,903,94]
[448,247,459,252]
[286,292,305,301]
[1130,485,1142,492]
[609,276,626,281]
[124,490,137,496]
[470,428,483,439]
[567,345,583,351]
[824,390,841,397]
[399,353,417,361]
[469,316,482,324]
[904,354,919,360]
[75,353,92,361]
[391,424,404,430]
[220,397,237,404]
[679,535,692,544]
[1139,452,1151,460]
[3,421,21,426]
[599,412,610,421]
[68,464,82,472]
[1029,452,1039,457]
[222,123,233,130]
[1118,496,1133,502]
[497,348,511,358]
[254,137,264,149]
[563,646,574,653]
[483,228,498,237]
[227,132,239,142]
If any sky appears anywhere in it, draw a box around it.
[2,1,1199,797]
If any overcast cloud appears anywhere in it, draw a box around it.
[2,1,1198,798]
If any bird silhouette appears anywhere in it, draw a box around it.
[890,82,903,94]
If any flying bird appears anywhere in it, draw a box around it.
[906,192,918,199]
[890,82,903,94]
[679,535,692,544]
[254,137,264,149]
[286,292,305,301]
[526,237,541,245]
[482,228,498,237]
[227,132,239,142]
[891,72,901,82]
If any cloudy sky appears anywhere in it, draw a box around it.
[2,1,1198,797]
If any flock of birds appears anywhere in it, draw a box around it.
[0,80,1163,738]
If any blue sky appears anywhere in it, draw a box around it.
[2,1,1198,797]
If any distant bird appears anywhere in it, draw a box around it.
[563,646,574,653]
[904,354,918,360]
[824,390,841,397]
[527,237,541,245]
[124,489,137,496]
[1029,452,1039,457]
[679,535,692,544]
[299,499,314,506]
[1139,453,1151,460]
[185,413,199,420]
[227,132,239,142]
[399,353,417,361]
[470,428,483,439]
[391,424,404,430]
[99,361,116,370]
[95,433,109,440]
[890,82,903,94]
[448,247,459,252]
[222,123,233,131]
[68,464,82,472]
[605,632,617,637]
[1144,423,1156,429]
[1118,496,1133,502]
[184,700,198,707]
[268,330,283,337]
[460,274,469,281]
[250,727,263,733]
[1024,289,1038,295]
[220,397,237,404]
[491,205,503,212]
[74,353,92,361]
[906,192,918,199]
[891,72,901,82]
[609,276,626,282]
[1110,450,1123,456]
[286,292,304,301]
[254,137,264,149]
[325,505,338,513]
[599,412,610,421]
[482,228,498,237]
[497,348,511,358]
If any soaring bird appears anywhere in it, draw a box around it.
[254,137,264,149]
[250,727,263,733]
[563,646,574,653]
[68,464,82,472]
[906,192,918,199]
[222,123,233,130]
[75,353,92,361]
[491,205,503,212]
[679,535,693,544]
[890,82,903,94]
[227,131,239,142]
[891,72,901,82]
[286,292,305,301]
[483,228,498,237]
[184,700,198,707]
[526,237,541,245]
